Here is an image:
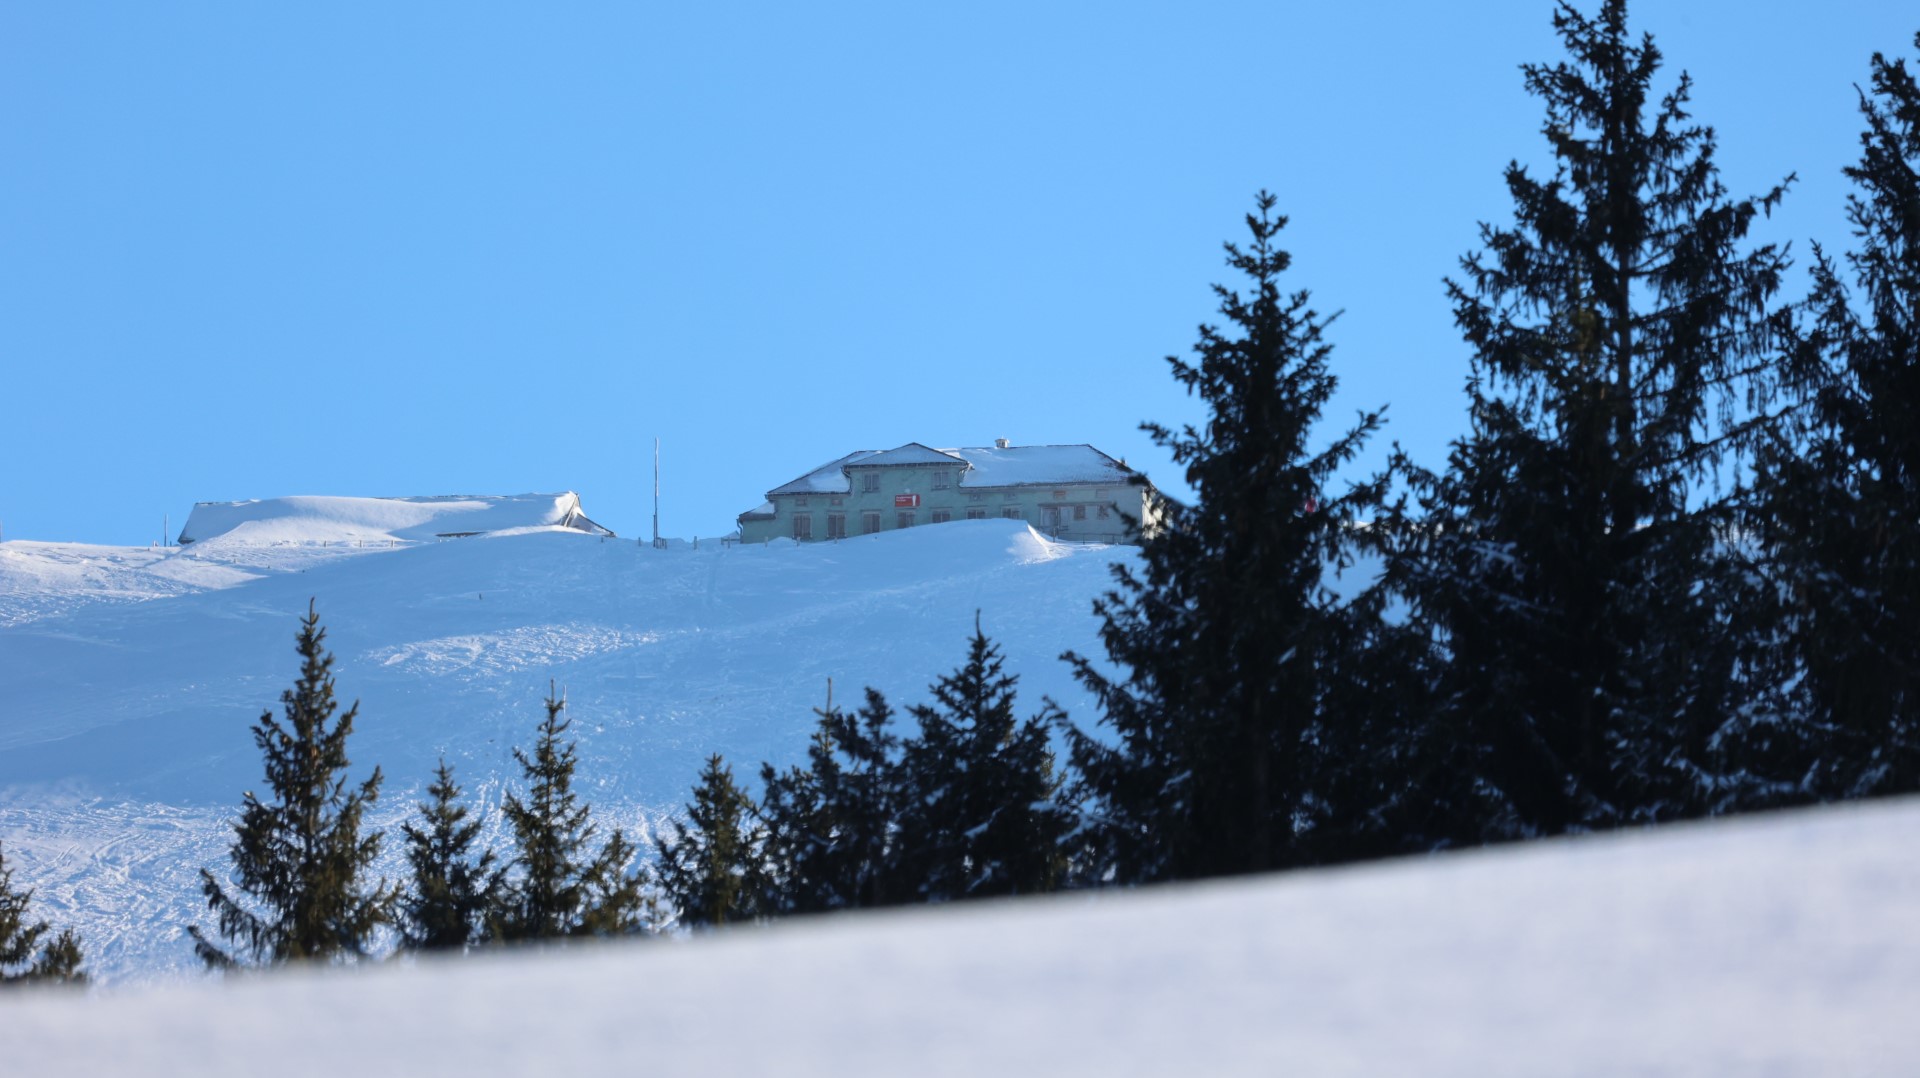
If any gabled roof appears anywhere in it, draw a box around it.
[848,443,965,469]
[764,444,963,496]
[760,443,1142,500]
[766,451,883,495]
[950,444,1135,488]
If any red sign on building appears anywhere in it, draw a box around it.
[894,493,921,508]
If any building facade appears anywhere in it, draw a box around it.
[736,441,1158,544]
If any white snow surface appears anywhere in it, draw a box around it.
[0,519,1132,984]
[175,492,606,545]
[8,795,1920,1075]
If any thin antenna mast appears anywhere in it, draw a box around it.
[653,437,664,549]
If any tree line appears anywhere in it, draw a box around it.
[6,0,1916,980]
[184,602,654,967]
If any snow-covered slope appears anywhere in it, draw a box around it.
[0,520,1131,983]
[10,795,1920,1076]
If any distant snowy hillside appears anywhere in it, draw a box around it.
[10,795,1920,1075]
[0,520,1132,983]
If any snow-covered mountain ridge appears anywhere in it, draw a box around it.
[1,518,1129,983]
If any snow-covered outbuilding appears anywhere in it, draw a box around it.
[737,441,1159,544]
[176,493,614,545]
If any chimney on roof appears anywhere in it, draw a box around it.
[994,437,1011,449]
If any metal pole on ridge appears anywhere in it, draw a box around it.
[653,437,664,549]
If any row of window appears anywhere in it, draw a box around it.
[856,470,959,493]
[791,503,1110,539]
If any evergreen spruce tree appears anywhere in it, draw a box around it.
[757,684,905,914]
[1751,32,1920,800]
[497,684,649,940]
[1389,0,1791,844]
[397,760,503,951]
[898,619,1069,900]
[189,602,393,967]
[655,754,764,928]
[1064,191,1395,882]
[0,841,85,986]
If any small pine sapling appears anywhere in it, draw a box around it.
[398,759,504,951]
[497,684,651,940]
[655,754,764,928]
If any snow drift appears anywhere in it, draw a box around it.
[174,492,612,545]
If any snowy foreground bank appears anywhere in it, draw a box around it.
[10,795,1920,1076]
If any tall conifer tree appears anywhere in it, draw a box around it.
[0,841,85,986]
[497,685,649,940]
[1065,191,1394,882]
[397,760,503,951]
[190,602,393,967]
[1752,32,1920,799]
[1389,0,1791,843]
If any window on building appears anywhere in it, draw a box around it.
[793,515,813,540]
[862,511,881,534]
[861,472,881,493]
[931,509,951,524]
[933,470,951,490]
[1053,490,1068,500]
[1097,506,1111,520]
[795,497,809,507]
[897,511,915,529]
[1073,505,1087,521]
[966,508,987,521]
[1002,508,1022,520]
[1003,491,1018,501]
[968,492,984,502]
[827,513,846,539]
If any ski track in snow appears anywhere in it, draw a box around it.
[0,521,1132,984]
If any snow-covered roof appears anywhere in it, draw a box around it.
[738,501,777,520]
[177,493,613,544]
[763,443,1138,499]
[767,452,883,495]
[950,444,1134,488]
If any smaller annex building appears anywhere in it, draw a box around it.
[177,493,614,545]
[737,441,1158,544]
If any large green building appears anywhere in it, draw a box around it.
[736,441,1159,544]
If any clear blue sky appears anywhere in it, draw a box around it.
[2,2,1909,545]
